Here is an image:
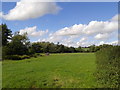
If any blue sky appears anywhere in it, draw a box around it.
[1,1,118,47]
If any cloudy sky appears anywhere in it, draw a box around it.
[1,0,118,47]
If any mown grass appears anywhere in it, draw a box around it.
[2,53,97,88]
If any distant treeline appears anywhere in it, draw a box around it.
[0,24,117,60]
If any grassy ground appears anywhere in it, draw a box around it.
[2,53,97,88]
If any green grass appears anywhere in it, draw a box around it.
[2,53,97,88]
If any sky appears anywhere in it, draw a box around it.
[0,0,119,47]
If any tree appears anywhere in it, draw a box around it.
[69,47,76,53]
[48,43,57,53]
[89,45,96,52]
[76,46,83,52]
[57,44,65,53]
[31,42,42,53]
[0,24,12,46]
[6,32,30,55]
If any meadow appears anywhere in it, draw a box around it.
[2,53,97,88]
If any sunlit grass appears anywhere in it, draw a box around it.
[2,53,97,88]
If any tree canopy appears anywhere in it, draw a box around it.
[0,24,12,46]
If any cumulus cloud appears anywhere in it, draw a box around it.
[34,14,118,47]
[0,12,3,18]
[54,24,85,36]
[76,37,92,47]
[53,19,117,37]
[19,14,118,47]
[1,0,61,20]
[111,14,120,21]
[79,37,87,42]
[45,35,63,43]
[94,33,109,40]
[107,40,118,45]
[46,16,117,47]
[98,41,105,45]
[84,21,117,35]
[19,26,48,37]
[98,40,118,46]
[76,41,89,47]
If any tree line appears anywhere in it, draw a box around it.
[0,24,114,60]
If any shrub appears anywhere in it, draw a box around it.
[4,55,22,60]
[3,55,31,60]
[29,53,42,58]
[20,55,30,59]
[35,53,41,56]
[29,54,37,58]
[95,46,120,88]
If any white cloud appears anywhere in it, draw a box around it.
[98,40,118,46]
[98,41,105,45]
[54,24,85,36]
[1,0,61,20]
[77,42,88,47]
[84,21,118,35]
[61,37,76,47]
[36,33,63,43]
[35,14,118,47]
[0,12,3,18]
[94,33,109,40]
[111,14,119,21]
[20,14,118,47]
[47,15,118,47]
[80,37,87,42]
[47,36,63,43]
[53,19,117,37]
[19,26,48,37]
[107,40,118,45]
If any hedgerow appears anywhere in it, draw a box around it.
[95,46,120,88]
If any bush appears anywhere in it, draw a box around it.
[3,55,31,60]
[20,55,30,59]
[29,53,42,58]
[4,55,22,60]
[29,54,37,58]
[95,46,120,88]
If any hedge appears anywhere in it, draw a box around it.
[3,55,30,60]
[95,46,120,88]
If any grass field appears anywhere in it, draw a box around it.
[2,53,97,88]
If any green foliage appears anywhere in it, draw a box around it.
[29,42,113,54]
[20,55,30,59]
[69,47,76,53]
[3,32,30,56]
[29,54,38,58]
[76,46,83,52]
[10,32,30,55]
[3,55,30,60]
[57,44,65,53]
[4,55,22,60]
[1,24,32,60]
[30,42,42,53]
[30,42,77,53]
[89,45,96,52]
[95,46,120,88]
[1,24,118,62]
[0,24,12,46]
